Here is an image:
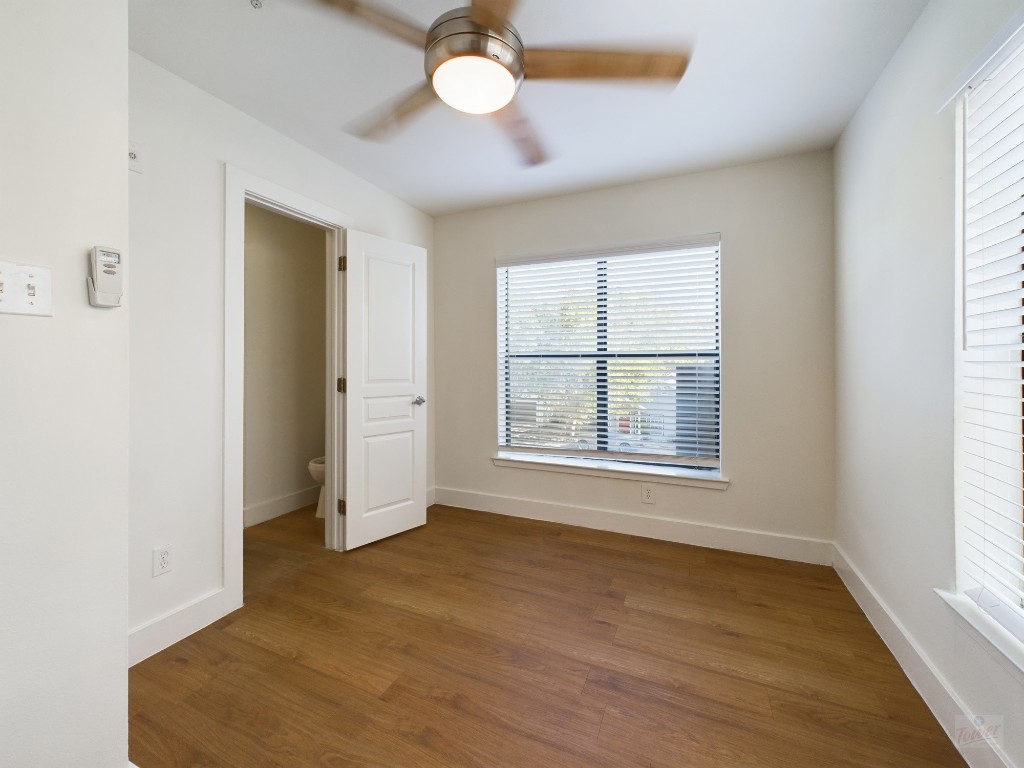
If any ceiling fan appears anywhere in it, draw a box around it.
[320,0,690,165]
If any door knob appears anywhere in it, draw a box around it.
[413,395,426,405]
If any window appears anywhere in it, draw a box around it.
[955,34,1024,644]
[496,240,721,472]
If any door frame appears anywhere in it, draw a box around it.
[224,166,352,606]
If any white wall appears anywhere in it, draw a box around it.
[433,150,836,562]
[243,204,326,526]
[0,2,129,766]
[128,54,433,661]
[835,1,1024,765]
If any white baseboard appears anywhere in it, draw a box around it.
[433,487,834,565]
[832,544,1014,768]
[243,485,320,528]
[128,586,242,666]
[427,486,436,506]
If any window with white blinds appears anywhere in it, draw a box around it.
[497,241,721,471]
[957,35,1024,643]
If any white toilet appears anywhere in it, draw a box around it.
[308,456,326,519]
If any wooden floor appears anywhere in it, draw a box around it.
[130,505,965,767]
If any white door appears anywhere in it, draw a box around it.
[343,230,427,550]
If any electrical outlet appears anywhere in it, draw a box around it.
[641,482,656,505]
[152,546,172,577]
[128,141,143,174]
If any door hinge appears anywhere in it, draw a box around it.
[338,256,347,272]
[337,377,346,393]
[337,499,346,516]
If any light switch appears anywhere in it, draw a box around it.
[0,261,53,317]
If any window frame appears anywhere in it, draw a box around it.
[944,27,1024,673]
[494,237,726,486]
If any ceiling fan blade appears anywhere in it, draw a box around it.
[348,82,437,140]
[525,48,689,81]
[470,0,518,29]
[493,101,547,166]
[318,0,427,48]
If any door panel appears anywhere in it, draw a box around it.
[364,396,415,423]
[365,433,414,510]
[344,230,427,550]
[365,257,415,382]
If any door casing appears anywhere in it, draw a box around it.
[225,166,352,612]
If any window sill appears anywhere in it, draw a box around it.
[935,589,1024,677]
[492,451,730,490]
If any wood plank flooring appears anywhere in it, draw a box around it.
[129,505,966,767]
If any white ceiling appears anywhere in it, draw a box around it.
[129,0,927,216]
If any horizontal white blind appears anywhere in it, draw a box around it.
[959,36,1024,642]
[497,244,721,469]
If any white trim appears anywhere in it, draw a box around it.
[225,164,353,577]
[492,452,729,489]
[427,486,437,506]
[495,234,722,267]
[939,8,1024,111]
[223,166,247,631]
[434,487,831,564]
[937,589,1024,678]
[327,229,345,552]
[243,486,321,528]
[128,587,240,666]
[833,545,1015,768]
[126,167,355,666]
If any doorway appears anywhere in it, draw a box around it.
[223,168,349,615]
[222,166,428,615]
[242,204,329,548]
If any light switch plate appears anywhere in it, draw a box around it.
[0,261,53,317]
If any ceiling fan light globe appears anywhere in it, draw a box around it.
[432,55,516,115]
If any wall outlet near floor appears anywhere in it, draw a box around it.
[641,482,656,505]
[152,546,173,577]
[128,140,143,174]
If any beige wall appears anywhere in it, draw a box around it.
[129,53,434,660]
[243,204,327,525]
[433,150,836,562]
[0,1,129,764]
[835,1,1024,763]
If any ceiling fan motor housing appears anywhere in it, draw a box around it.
[424,7,525,91]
